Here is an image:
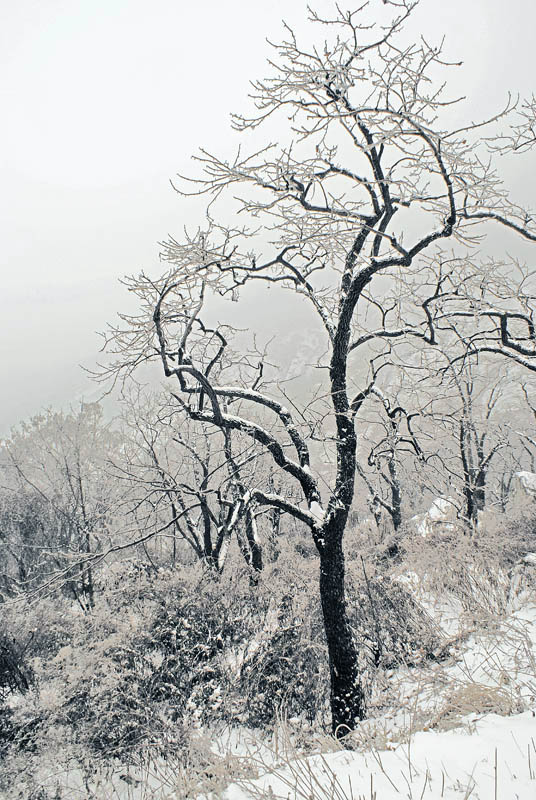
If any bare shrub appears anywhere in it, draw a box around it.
[0,634,32,698]
[347,564,443,673]
[400,507,536,620]
[238,570,329,727]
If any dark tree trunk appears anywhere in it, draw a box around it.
[236,509,263,585]
[321,276,368,734]
[465,471,486,526]
[200,496,214,562]
[464,483,475,525]
[83,529,95,610]
[244,510,262,584]
[202,550,220,573]
[460,419,487,527]
[319,533,365,736]
[388,457,402,531]
[473,469,486,520]
[460,421,476,524]
[269,506,281,538]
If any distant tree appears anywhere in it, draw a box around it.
[428,361,511,525]
[116,391,265,575]
[355,380,425,535]
[0,404,120,608]
[103,1,536,733]
[0,488,55,600]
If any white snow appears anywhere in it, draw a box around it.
[427,497,457,521]
[511,471,536,502]
[309,500,325,523]
[221,602,536,800]
[223,709,536,799]
[417,497,458,538]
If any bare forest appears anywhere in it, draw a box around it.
[2,2,536,797]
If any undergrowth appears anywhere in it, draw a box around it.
[0,509,535,798]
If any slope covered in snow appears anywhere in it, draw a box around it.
[222,603,536,800]
[224,709,536,799]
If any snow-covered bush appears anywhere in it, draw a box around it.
[0,633,32,699]
[142,565,264,727]
[0,593,73,664]
[401,506,536,618]
[42,564,253,758]
[0,537,467,797]
[239,561,328,727]
[0,561,267,770]
[346,567,442,671]
[0,599,58,761]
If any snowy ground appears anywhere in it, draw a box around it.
[8,596,536,799]
[219,601,536,800]
[223,710,536,799]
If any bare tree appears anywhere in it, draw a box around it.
[441,365,508,525]
[405,355,513,525]
[0,404,120,609]
[102,1,536,733]
[116,391,265,575]
[355,379,425,536]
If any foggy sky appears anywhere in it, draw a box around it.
[1,0,535,435]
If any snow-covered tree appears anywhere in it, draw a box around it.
[103,1,536,733]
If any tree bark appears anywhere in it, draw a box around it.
[319,533,365,736]
[388,457,402,531]
[244,509,263,582]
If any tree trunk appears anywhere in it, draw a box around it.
[83,529,95,610]
[244,509,263,585]
[388,456,402,531]
[465,471,486,527]
[473,468,486,522]
[319,535,365,736]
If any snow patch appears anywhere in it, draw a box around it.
[224,709,536,799]
[417,497,458,538]
[309,500,325,523]
[511,470,536,502]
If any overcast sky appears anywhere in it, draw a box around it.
[1,0,534,435]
